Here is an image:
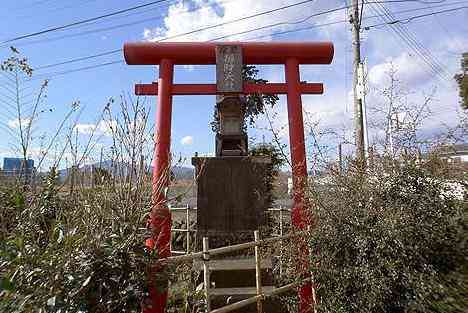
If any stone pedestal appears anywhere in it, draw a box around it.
[192,156,270,249]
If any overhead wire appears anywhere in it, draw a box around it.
[12,0,240,48]
[374,3,456,81]
[0,0,174,45]
[1,0,318,45]
[364,2,456,83]
[208,4,347,41]
[0,71,17,85]
[30,0,319,71]
[364,5,468,29]
[31,0,466,72]
[9,0,99,21]
[1,0,459,46]
[25,0,468,80]
[239,1,467,41]
[34,50,122,70]
[0,83,17,96]
[30,60,125,81]
[147,0,318,42]
[378,3,459,82]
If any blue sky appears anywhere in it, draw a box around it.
[0,0,467,171]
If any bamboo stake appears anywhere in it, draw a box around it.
[210,280,310,313]
[279,206,284,276]
[203,237,211,312]
[186,206,191,253]
[254,230,263,313]
[160,231,306,265]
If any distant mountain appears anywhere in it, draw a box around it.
[57,160,194,181]
[171,165,194,180]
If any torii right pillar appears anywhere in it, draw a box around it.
[285,56,313,313]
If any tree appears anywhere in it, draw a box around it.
[249,143,287,208]
[0,96,155,313]
[454,52,468,110]
[368,63,434,157]
[1,47,48,181]
[0,47,78,185]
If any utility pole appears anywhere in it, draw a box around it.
[350,0,366,166]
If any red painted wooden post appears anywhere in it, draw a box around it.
[285,57,314,313]
[153,59,174,203]
[143,59,174,313]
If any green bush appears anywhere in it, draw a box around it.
[308,162,467,313]
[0,170,155,312]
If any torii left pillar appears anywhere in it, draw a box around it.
[124,41,334,313]
[143,58,174,312]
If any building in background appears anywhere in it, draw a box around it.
[436,144,468,164]
[1,157,35,177]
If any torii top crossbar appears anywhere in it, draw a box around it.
[124,41,333,64]
[123,41,334,313]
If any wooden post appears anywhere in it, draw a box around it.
[254,230,263,313]
[279,207,284,237]
[279,207,284,277]
[203,237,211,312]
[186,206,191,253]
[169,230,173,254]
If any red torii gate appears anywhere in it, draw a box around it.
[123,41,334,313]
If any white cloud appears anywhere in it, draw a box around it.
[142,0,332,43]
[368,53,429,87]
[8,118,31,129]
[74,123,95,135]
[181,135,193,145]
[74,120,117,136]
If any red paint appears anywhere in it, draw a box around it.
[124,41,333,65]
[285,58,307,214]
[135,82,324,96]
[124,41,334,313]
[153,59,174,204]
[142,59,174,313]
[285,57,314,313]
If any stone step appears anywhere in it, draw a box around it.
[194,257,272,271]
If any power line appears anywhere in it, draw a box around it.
[367,3,444,81]
[0,83,17,96]
[385,8,452,81]
[31,0,320,70]
[35,50,122,70]
[154,0,317,42]
[364,6,468,29]
[2,0,456,47]
[374,2,459,82]
[0,0,173,45]
[208,4,346,41]
[11,17,163,49]
[30,60,124,81]
[365,3,456,83]
[1,0,316,46]
[7,0,98,21]
[236,1,468,41]
[12,0,239,48]
[28,1,468,79]
[32,0,461,72]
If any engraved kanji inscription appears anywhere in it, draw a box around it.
[216,45,243,93]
